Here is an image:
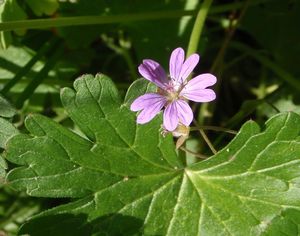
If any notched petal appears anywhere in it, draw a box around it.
[185,73,217,90]
[178,53,200,83]
[169,47,184,80]
[182,89,216,103]
[175,100,193,126]
[136,99,165,124]
[130,93,165,112]
[138,59,168,89]
[180,73,217,102]
[163,103,179,131]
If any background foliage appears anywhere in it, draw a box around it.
[0,0,299,235]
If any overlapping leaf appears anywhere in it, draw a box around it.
[0,95,17,150]
[26,0,59,16]
[0,95,17,182]
[5,74,300,235]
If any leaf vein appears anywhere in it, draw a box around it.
[84,78,171,171]
[119,175,181,215]
[165,173,185,236]
[186,173,234,236]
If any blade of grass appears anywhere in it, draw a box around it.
[182,0,214,161]
[1,36,58,95]
[230,42,300,91]
[190,125,237,134]
[198,0,251,126]
[15,40,63,109]
[213,86,284,147]
[0,0,271,32]
[0,10,196,32]
[210,0,271,14]
[186,0,213,57]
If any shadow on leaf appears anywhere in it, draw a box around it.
[19,213,148,236]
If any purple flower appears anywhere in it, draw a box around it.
[130,47,217,131]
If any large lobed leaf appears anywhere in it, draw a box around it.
[5,74,300,235]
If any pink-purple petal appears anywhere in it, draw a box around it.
[184,73,217,90]
[181,89,216,102]
[132,48,218,129]
[163,102,179,131]
[178,53,199,83]
[180,73,217,102]
[130,93,166,112]
[138,59,168,89]
[175,100,193,126]
[136,97,166,124]
[169,47,184,80]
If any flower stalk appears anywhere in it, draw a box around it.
[187,0,214,57]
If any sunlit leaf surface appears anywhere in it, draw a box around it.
[5,74,300,235]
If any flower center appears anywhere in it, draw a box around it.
[157,77,187,102]
[172,81,181,91]
[166,91,179,102]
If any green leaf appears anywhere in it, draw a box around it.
[56,0,109,49]
[0,117,18,149]
[0,45,47,84]
[0,154,7,180]
[0,95,17,182]
[26,0,59,16]
[0,116,18,182]
[4,74,300,235]
[124,0,197,62]
[0,95,16,118]
[259,208,300,236]
[242,0,300,75]
[257,87,300,119]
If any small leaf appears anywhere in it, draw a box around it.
[0,95,16,118]
[124,78,156,105]
[0,154,7,180]
[26,0,59,16]
[0,117,18,149]
[0,96,17,184]
[260,208,300,235]
[4,74,300,235]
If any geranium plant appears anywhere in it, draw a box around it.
[1,0,300,235]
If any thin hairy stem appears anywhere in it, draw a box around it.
[190,125,237,134]
[179,146,208,159]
